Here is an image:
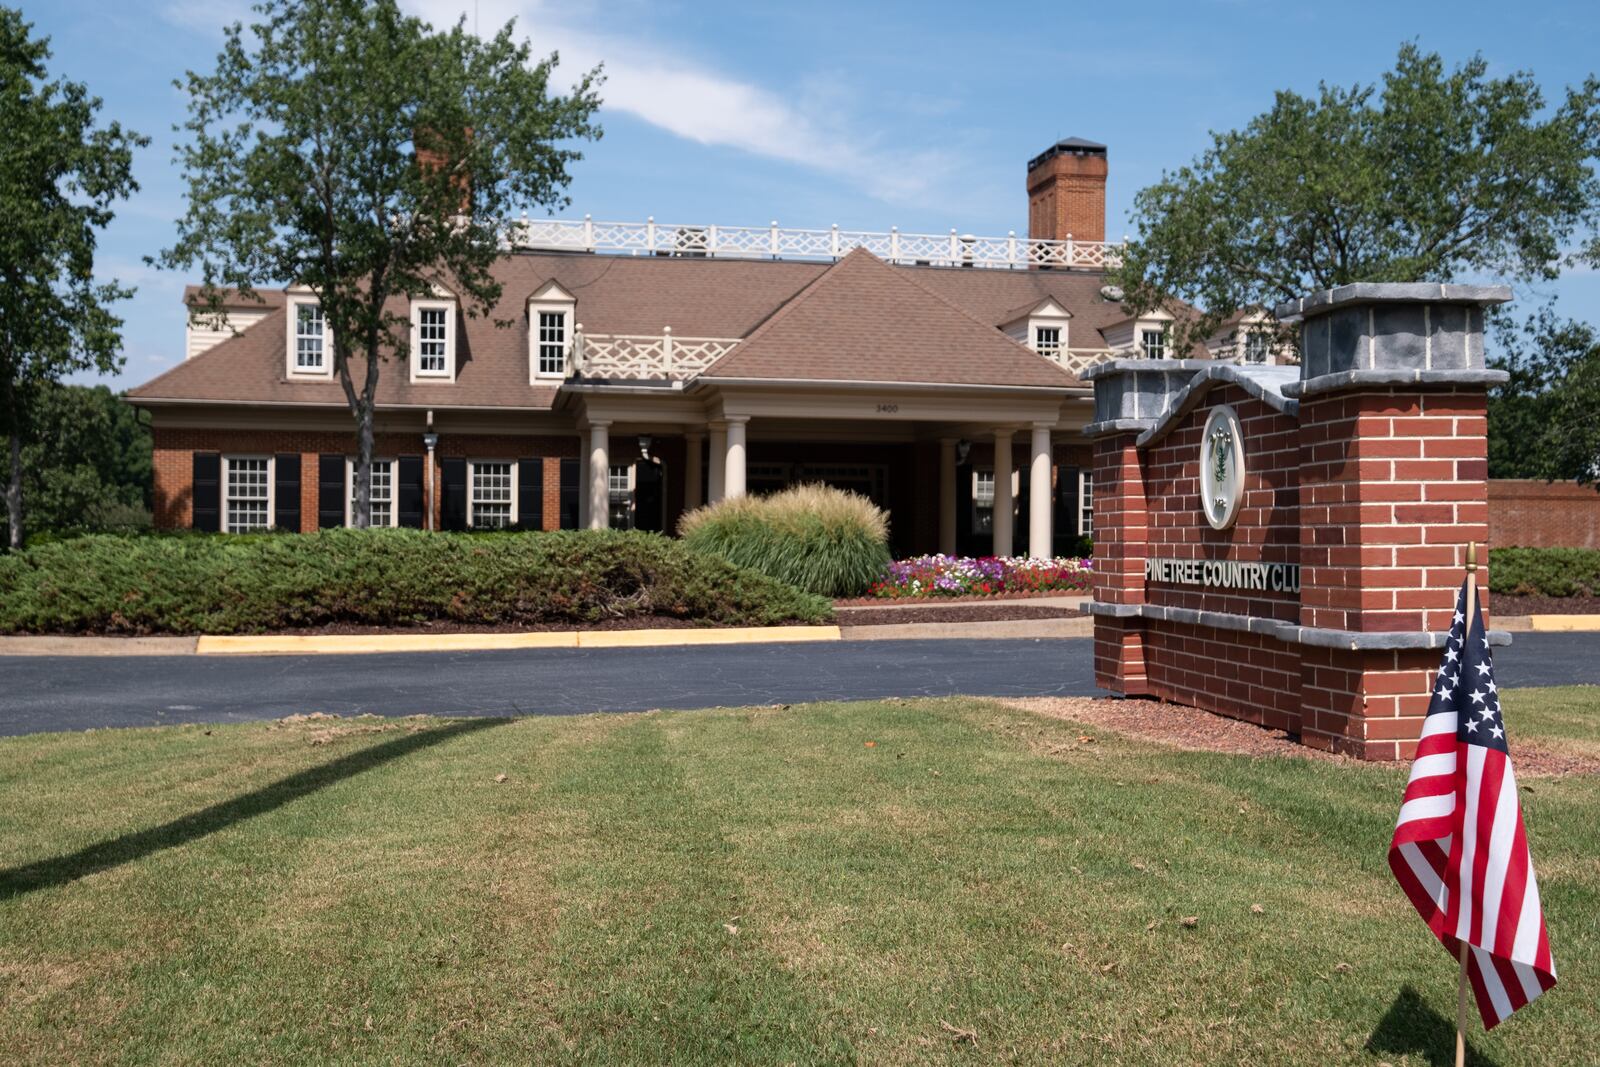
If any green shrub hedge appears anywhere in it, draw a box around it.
[0,529,834,635]
[679,484,891,598]
[1490,547,1600,598]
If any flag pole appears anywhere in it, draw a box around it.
[1457,540,1478,1067]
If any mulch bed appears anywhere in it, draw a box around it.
[1491,594,1600,616]
[260,616,786,636]
[1004,696,1598,777]
[838,603,1083,627]
[832,589,1088,608]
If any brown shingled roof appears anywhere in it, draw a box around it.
[699,249,1078,388]
[129,248,1183,409]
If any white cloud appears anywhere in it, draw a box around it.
[158,0,966,207]
[403,0,960,207]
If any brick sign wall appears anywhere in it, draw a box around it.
[1085,284,1513,762]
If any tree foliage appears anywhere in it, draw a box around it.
[1487,306,1600,485]
[160,0,601,525]
[1112,44,1600,355]
[0,383,152,544]
[0,7,144,548]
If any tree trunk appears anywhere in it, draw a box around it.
[5,426,21,551]
[352,400,373,529]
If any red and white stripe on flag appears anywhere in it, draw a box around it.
[1388,580,1557,1029]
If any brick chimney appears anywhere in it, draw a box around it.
[1027,138,1107,244]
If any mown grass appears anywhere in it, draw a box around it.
[1,689,1596,1064]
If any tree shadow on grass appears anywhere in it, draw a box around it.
[1366,985,1504,1067]
[0,716,508,901]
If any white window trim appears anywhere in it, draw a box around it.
[222,454,274,534]
[1138,325,1169,360]
[529,303,572,382]
[467,458,518,528]
[1031,321,1067,357]
[1077,469,1094,537]
[971,467,995,532]
[285,295,334,380]
[410,299,457,382]
[344,457,400,527]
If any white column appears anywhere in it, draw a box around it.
[938,437,957,556]
[993,428,1014,558]
[708,422,727,503]
[683,431,704,511]
[724,417,748,499]
[1029,422,1054,560]
[587,421,610,529]
[577,436,591,528]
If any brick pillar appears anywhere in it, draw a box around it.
[1082,360,1205,697]
[1280,283,1510,759]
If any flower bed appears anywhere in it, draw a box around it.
[868,554,1093,599]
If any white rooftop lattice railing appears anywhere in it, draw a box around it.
[515,216,1125,271]
[569,328,1129,383]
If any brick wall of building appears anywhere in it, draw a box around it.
[1488,478,1600,550]
[152,426,578,532]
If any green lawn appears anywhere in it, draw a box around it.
[1,689,1597,1065]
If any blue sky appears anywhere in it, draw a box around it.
[25,0,1600,390]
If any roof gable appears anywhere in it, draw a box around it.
[699,249,1078,388]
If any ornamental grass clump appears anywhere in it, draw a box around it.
[869,554,1093,599]
[679,483,891,598]
[0,529,833,635]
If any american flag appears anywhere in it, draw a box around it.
[1388,579,1557,1029]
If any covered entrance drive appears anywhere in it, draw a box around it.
[558,247,1096,557]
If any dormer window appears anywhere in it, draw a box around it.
[410,298,456,381]
[286,294,333,378]
[1140,328,1168,360]
[1243,330,1271,364]
[527,280,576,382]
[1033,325,1062,357]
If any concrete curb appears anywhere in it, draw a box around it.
[194,625,843,656]
[841,617,1093,641]
[1526,614,1600,632]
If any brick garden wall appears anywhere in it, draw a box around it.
[1488,479,1600,550]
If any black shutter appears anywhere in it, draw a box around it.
[519,457,544,530]
[441,456,467,531]
[1054,465,1080,555]
[192,453,221,532]
[273,453,301,532]
[397,455,424,528]
[318,453,346,528]
[558,457,579,529]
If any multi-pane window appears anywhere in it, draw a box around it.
[417,307,448,375]
[1140,328,1167,360]
[1243,330,1271,364]
[1078,470,1094,537]
[538,311,566,376]
[608,464,633,530]
[1034,326,1062,358]
[470,461,514,528]
[972,469,995,534]
[348,459,395,527]
[294,303,326,371]
[225,457,271,533]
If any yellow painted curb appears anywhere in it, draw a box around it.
[1527,615,1600,633]
[576,625,842,648]
[195,625,842,655]
[196,632,578,655]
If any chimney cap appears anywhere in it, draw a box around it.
[1028,137,1107,171]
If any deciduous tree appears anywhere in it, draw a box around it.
[160,0,601,526]
[0,7,144,549]
[1487,306,1600,485]
[1112,44,1600,356]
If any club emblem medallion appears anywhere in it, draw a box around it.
[1200,405,1245,530]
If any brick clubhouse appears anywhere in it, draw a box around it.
[126,139,1286,557]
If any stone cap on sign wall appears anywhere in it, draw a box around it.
[1274,282,1513,394]
[1088,601,1513,650]
[1135,363,1300,447]
[1081,359,1211,437]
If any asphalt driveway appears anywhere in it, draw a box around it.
[0,633,1595,737]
